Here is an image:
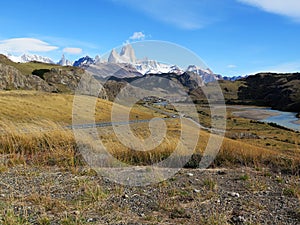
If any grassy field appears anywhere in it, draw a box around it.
[0,90,299,224]
[0,90,299,174]
[0,90,157,124]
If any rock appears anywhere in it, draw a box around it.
[87,218,95,222]
[217,170,226,175]
[0,63,55,92]
[187,173,194,177]
[229,192,240,198]
[232,215,246,223]
[194,189,201,193]
[123,194,129,199]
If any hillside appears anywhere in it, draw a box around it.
[0,54,67,75]
[217,73,300,112]
[238,73,300,112]
[0,54,86,93]
[0,54,206,101]
[1,54,300,113]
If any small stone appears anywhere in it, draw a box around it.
[232,215,246,223]
[87,218,95,222]
[187,173,194,177]
[194,189,201,193]
[237,216,246,222]
[123,194,129,199]
[229,192,240,198]
[217,170,226,175]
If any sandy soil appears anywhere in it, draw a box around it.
[293,119,300,125]
[231,109,279,120]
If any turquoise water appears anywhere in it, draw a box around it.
[260,109,299,131]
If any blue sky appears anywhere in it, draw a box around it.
[0,0,300,76]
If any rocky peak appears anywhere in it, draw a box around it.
[108,49,121,63]
[120,44,136,63]
[58,54,73,66]
[107,44,136,64]
[73,56,95,67]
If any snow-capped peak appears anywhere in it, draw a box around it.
[108,44,136,64]
[7,53,55,64]
[186,65,212,75]
[57,54,73,66]
[73,56,95,67]
[186,65,219,83]
[135,60,183,75]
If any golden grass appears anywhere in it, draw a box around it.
[0,120,78,167]
[0,90,299,174]
[0,90,156,124]
[0,118,296,173]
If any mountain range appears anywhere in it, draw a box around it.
[0,53,299,112]
[7,53,55,64]
[4,44,225,83]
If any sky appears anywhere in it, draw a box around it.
[0,0,300,76]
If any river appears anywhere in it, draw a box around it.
[229,106,299,131]
[261,109,299,131]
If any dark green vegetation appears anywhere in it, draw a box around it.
[219,73,300,112]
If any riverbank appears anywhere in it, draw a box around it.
[230,107,279,120]
[293,119,300,125]
[228,105,300,131]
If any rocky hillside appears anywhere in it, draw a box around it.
[212,73,300,112]
[237,73,300,112]
[98,71,204,101]
[0,63,55,92]
[0,54,85,93]
[1,53,299,112]
[0,54,205,101]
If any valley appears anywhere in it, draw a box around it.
[0,51,299,224]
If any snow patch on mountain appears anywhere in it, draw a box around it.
[57,54,73,66]
[186,65,220,83]
[108,45,136,64]
[135,60,183,75]
[7,53,55,64]
[73,56,95,67]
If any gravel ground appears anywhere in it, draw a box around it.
[0,166,299,224]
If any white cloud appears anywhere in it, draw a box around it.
[238,0,300,21]
[0,38,58,54]
[129,32,145,41]
[227,64,237,69]
[63,47,83,54]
